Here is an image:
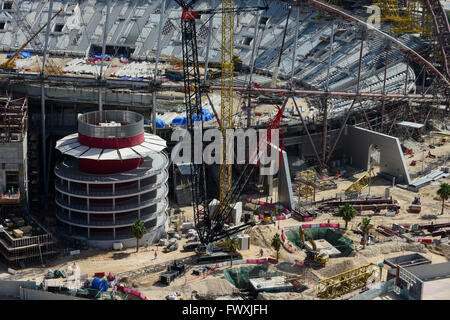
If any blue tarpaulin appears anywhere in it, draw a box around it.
[171,117,187,126]
[7,52,32,59]
[156,118,166,128]
[91,277,108,292]
[93,54,111,59]
[170,109,214,126]
[192,109,214,123]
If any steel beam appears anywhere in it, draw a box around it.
[325,99,357,164]
[41,0,54,78]
[152,0,166,134]
[380,47,389,132]
[246,0,262,127]
[321,98,328,164]
[292,97,324,167]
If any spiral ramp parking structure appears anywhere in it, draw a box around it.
[54,110,169,249]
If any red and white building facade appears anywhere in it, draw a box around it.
[54,110,169,248]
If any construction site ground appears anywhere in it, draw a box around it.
[0,133,448,300]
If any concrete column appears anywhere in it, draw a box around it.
[87,198,90,210]
[113,198,115,210]
[138,209,141,220]
[87,213,90,224]
[41,0,54,77]
[113,228,116,240]
[68,180,71,192]
[41,85,48,197]
[88,228,90,239]
[86,184,89,195]
[113,213,115,225]
[138,179,141,191]
[112,183,115,196]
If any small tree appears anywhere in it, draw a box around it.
[437,183,450,215]
[271,233,283,263]
[131,219,147,252]
[337,203,357,230]
[358,217,374,249]
[227,237,239,267]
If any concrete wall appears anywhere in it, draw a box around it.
[342,126,411,184]
[349,279,395,300]
[421,278,450,300]
[19,287,87,300]
[0,134,28,200]
[0,280,36,298]
[278,150,295,210]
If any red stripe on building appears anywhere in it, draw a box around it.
[78,132,144,149]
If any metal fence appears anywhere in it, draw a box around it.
[409,154,449,180]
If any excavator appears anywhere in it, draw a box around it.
[0,8,64,73]
[299,226,329,267]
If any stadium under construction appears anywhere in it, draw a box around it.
[0,0,448,301]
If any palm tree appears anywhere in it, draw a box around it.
[337,203,357,230]
[358,217,374,249]
[131,219,147,252]
[271,233,283,263]
[227,237,239,267]
[437,183,450,215]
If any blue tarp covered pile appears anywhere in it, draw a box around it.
[171,117,187,126]
[156,118,166,128]
[91,277,108,292]
[93,54,111,59]
[170,109,214,126]
[7,52,32,59]
[192,109,214,123]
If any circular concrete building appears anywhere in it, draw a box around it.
[54,110,169,249]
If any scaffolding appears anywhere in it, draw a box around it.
[373,0,433,37]
[0,221,58,267]
[0,95,27,143]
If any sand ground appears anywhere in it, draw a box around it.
[0,133,448,300]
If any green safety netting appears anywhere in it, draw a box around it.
[222,265,283,290]
[285,228,355,257]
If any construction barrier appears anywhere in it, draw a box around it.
[115,285,148,300]
[282,258,305,266]
[267,258,278,264]
[284,226,354,257]
[222,265,283,290]
[418,238,432,243]
[247,198,292,219]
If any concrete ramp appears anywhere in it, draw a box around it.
[342,126,411,184]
